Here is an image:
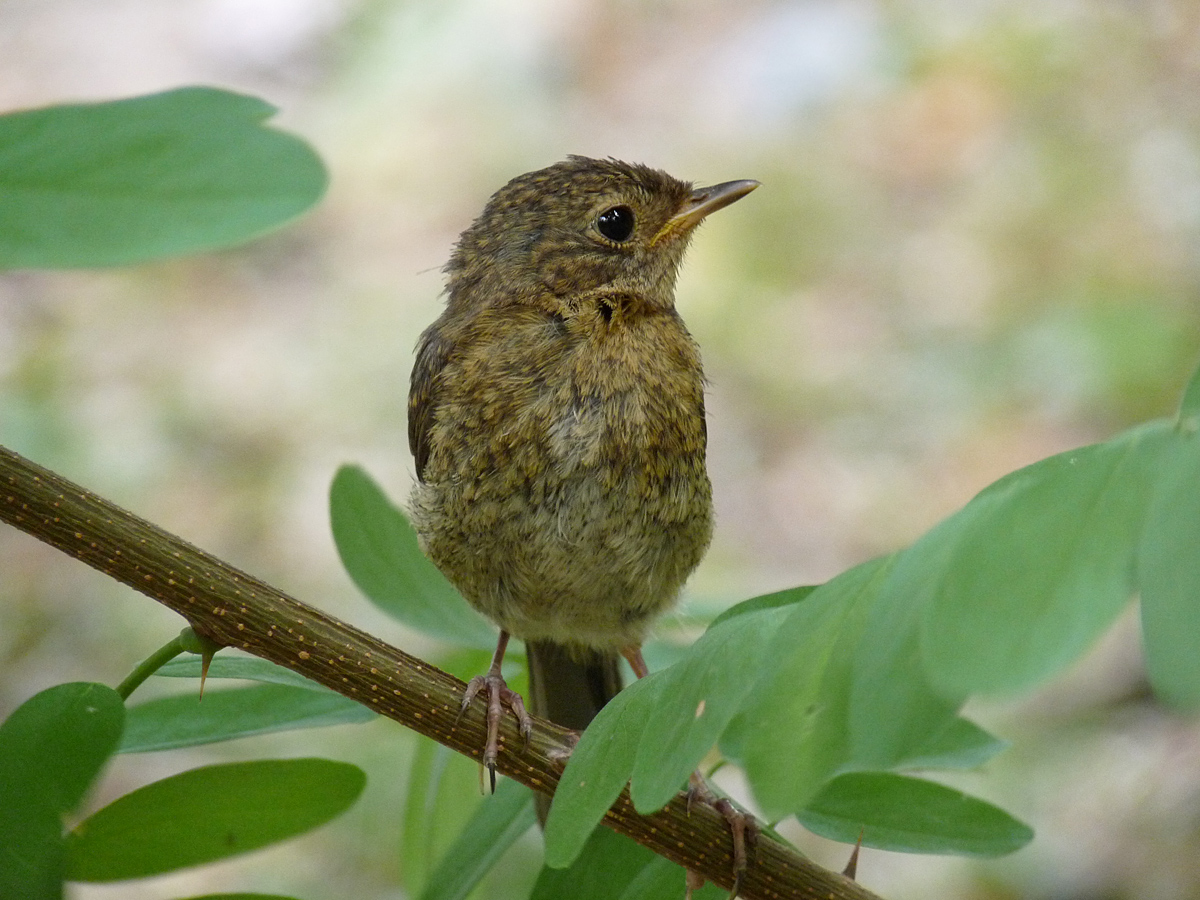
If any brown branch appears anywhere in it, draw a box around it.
[0,444,884,900]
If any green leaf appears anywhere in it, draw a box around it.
[706,584,818,630]
[797,772,1033,857]
[0,87,327,269]
[119,684,375,753]
[638,638,690,673]
[729,556,892,817]
[918,422,1166,696]
[175,895,303,899]
[896,717,1007,771]
[1139,419,1200,708]
[1178,359,1200,424]
[0,682,125,814]
[0,683,124,900]
[400,738,485,897]
[851,550,962,770]
[628,602,796,813]
[543,677,663,868]
[418,778,535,900]
[65,758,365,881]
[618,858,726,900]
[532,827,723,900]
[157,655,330,690]
[330,465,496,648]
[532,828,650,900]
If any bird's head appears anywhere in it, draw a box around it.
[445,156,757,313]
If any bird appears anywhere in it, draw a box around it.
[407,155,757,887]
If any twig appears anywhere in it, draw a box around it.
[0,443,884,900]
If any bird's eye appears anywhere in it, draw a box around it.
[596,206,635,242]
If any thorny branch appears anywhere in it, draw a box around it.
[0,444,883,900]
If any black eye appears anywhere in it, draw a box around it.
[596,206,635,242]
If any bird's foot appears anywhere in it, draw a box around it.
[684,771,758,899]
[460,669,533,793]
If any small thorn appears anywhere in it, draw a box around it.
[179,625,223,700]
[842,828,864,880]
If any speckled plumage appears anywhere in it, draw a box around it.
[408,157,725,655]
[407,157,759,889]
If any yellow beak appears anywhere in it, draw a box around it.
[652,179,759,246]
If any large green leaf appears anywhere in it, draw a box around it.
[628,601,797,813]
[400,738,486,898]
[894,716,1007,771]
[330,465,496,648]
[917,423,1165,697]
[848,545,961,771]
[1139,415,1200,708]
[119,684,375,752]
[418,777,535,900]
[706,584,818,630]
[0,683,124,900]
[532,828,651,900]
[850,425,1167,770]
[532,826,724,900]
[0,87,326,269]
[797,772,1033,857]
[543,676,664,868]
[65,758,365,881]
[727,557,891,818]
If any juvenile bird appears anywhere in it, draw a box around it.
[407,156,757,882]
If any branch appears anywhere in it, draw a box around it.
[0,444,884,900]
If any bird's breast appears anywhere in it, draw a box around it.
[555,310,703,439]
[409,308,713,649]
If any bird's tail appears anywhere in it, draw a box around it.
[526,640,623,822]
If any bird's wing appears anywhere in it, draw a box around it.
[407,322,454,482]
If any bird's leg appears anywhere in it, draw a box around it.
[620,645,758,899]
[620,645,651,679]
[460,630,533,792]
[685,771,758,899]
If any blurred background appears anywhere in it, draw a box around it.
[3,0,1200,898]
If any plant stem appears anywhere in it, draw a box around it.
[115,633,186,700]
[0,443,883,900]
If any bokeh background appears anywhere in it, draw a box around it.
[4,1,1200,898]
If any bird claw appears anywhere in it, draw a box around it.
[685,772,758,898]
[460,670,532,793]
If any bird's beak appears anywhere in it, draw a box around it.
[652,179,760,246]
